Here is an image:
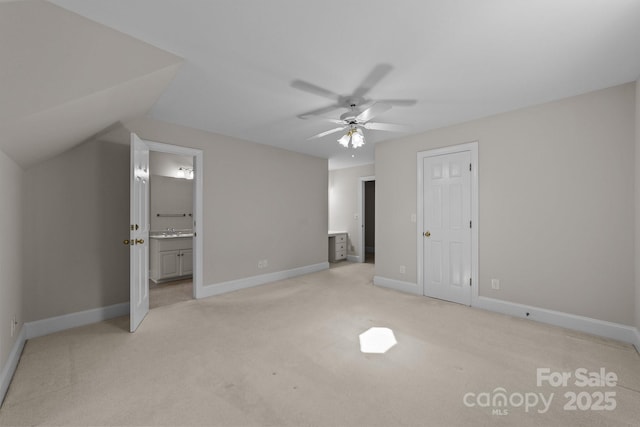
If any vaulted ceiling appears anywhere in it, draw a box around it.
[2,0,640,169]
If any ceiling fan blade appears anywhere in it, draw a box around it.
[356,102,392,122]
[308,126,347,140]
[291,80,341,102]
[353,64,393,98]
[312,117,345,125]
[363,122,410,132]
[297,104,344,120]
[377,99,417,107]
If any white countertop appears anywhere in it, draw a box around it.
[150,231,194,239]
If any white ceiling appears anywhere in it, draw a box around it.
[18,1,640,168]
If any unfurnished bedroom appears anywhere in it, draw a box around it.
[0,1,639,426]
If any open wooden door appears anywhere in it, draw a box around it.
[129,133,150,332]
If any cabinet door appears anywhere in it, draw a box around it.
[159,250,180,279]
[180,249,193,276]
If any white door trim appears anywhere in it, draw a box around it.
[139,138,204,300]
[417,142,478,306]
[358,175,375,263]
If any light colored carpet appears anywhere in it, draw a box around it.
[1,263,639,426]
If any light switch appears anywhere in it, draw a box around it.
[410,214,416,223]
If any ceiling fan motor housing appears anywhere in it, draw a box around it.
[340,108,360,123]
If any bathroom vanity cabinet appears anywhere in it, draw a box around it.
[149,235,193,282]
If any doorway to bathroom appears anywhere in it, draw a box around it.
[148,151,195,309]
[129,134,203,332]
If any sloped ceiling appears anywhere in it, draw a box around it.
[0,0,182,167]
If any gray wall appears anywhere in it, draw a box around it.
[376,83,636,326]
[22,120,329,321]
[127,117,329,286]
[22,117,328,322]
[328,164,375,258]
[0,149,23,373]
[24,140,130,321]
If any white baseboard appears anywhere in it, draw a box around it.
[372,277,640,351]
[25,302,130,340]
[475,296,640,351]
[198,262,330,299]
[373,276,421,295]
[0,326,26,406]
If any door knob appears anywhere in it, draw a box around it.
[424,231,431,237]
[123,239,144,245]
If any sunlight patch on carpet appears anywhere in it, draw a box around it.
[359,327,397,354]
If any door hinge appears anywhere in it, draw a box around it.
[469,163,472,172]
[470,277,472,287]
[470,220,472,229]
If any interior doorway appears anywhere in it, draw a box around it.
[364,180,375,263]
[148,151,195,309]
[129,134,203,332]
[358,176,375,263]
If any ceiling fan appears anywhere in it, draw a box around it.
[292,64,417,148]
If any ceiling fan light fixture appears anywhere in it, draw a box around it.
[351,131,365,148]
[337,127,365,149]
[337,133,351,147]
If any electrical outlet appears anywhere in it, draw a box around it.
[399,265,406,274]
[258,260,264,269]
[491,279,500,290]
[263,259,268,268]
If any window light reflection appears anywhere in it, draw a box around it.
[359,327,397,354]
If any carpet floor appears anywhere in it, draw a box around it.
[1,263,639,426]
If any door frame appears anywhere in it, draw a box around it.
[417,141,479,306]
[138,138,204,300]
[358,175,375,263]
